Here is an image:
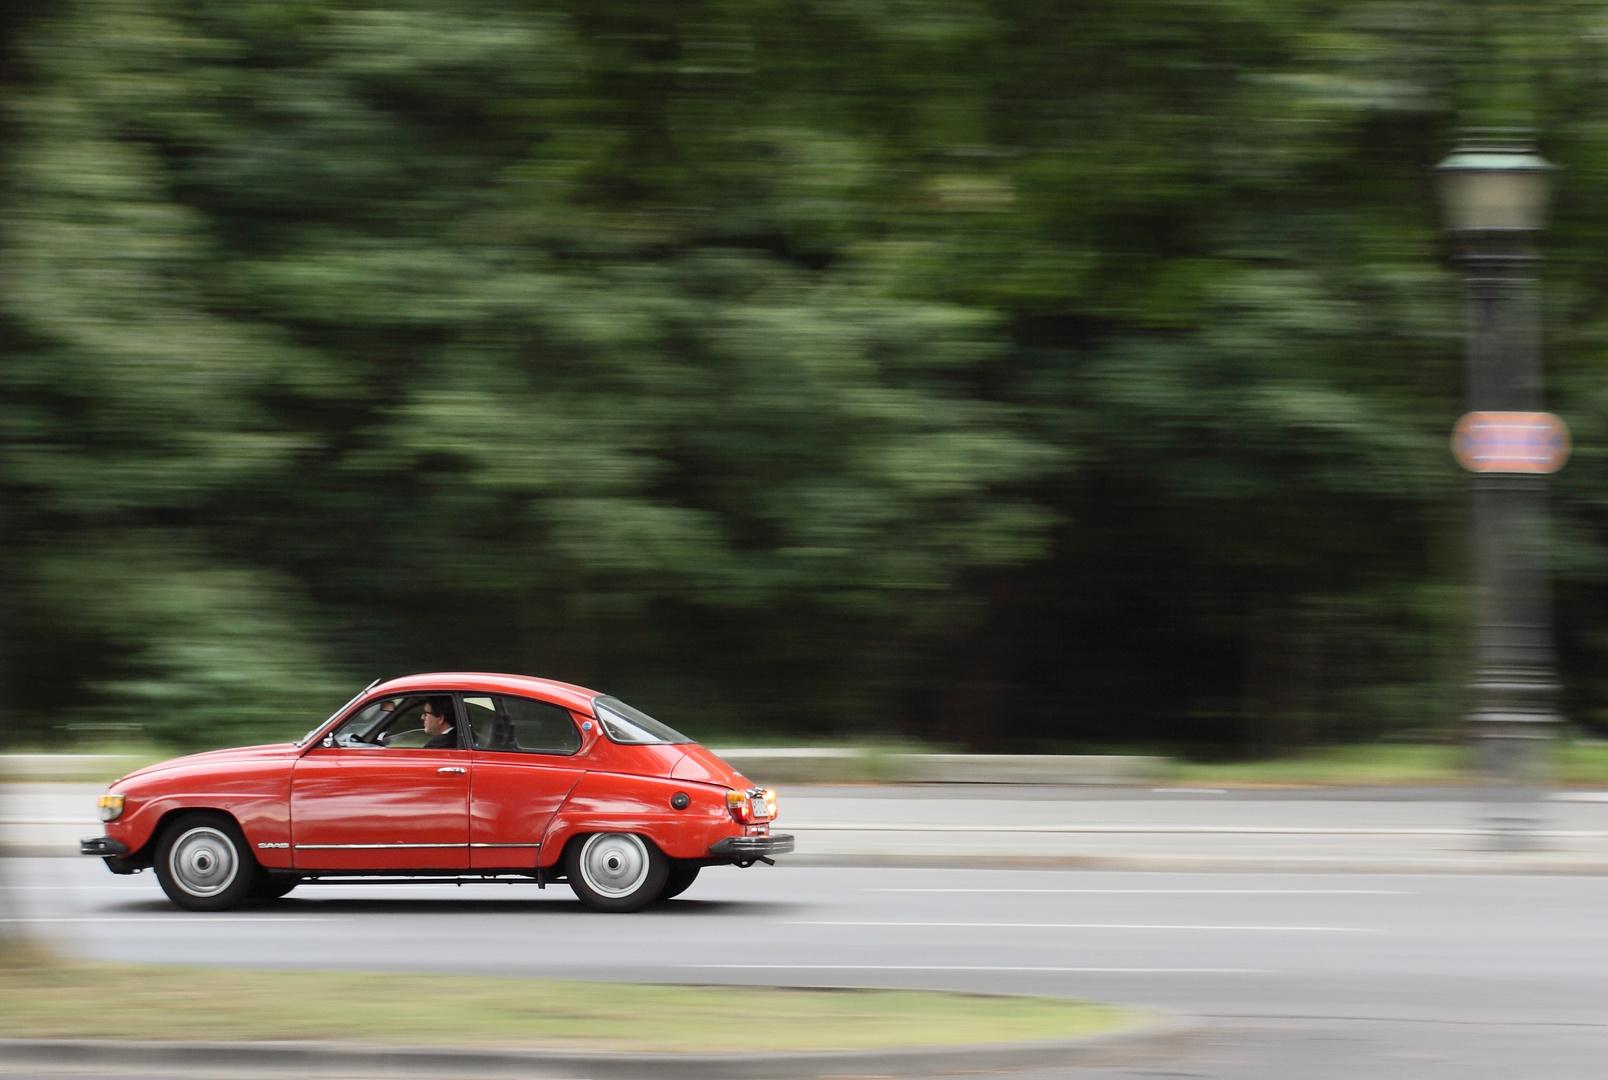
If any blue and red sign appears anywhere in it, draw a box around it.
[1453,411,1570,474]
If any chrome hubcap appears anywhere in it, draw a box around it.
[169,826,239,898]
[578,833,649,898]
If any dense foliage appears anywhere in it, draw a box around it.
[3,0,1608,751]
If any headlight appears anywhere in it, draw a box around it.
[97,794,125,822]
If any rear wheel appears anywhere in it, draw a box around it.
[565,833,669,912]
[659,863,700,901]
[153,813,257,912]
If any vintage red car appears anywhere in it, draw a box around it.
[80,673,793,912]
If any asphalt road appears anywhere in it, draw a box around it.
[5,856,1608,1077]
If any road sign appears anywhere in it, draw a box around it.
[1452,411,1570,474]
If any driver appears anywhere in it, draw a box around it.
[420,697,458,749]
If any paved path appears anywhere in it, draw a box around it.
[4,857,1608,1077]
[777,784,1608,869]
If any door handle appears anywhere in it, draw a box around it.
[437,766,467,774]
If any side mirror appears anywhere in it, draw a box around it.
[322,734,336,748]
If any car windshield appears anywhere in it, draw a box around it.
[295,681,382,746]
[593,696,692,745]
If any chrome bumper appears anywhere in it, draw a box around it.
[80,837,128,857]
[709,833,794,859]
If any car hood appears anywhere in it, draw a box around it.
[670,744,752,788]
[115,743,299,785]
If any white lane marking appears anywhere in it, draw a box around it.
[793,823,1486,834]
[0,917,340,924]
[0,885,154,890]
[686,964,1270,974]
[0,817,100,824]
[869,888,1407,895]
[1549,792,1608,802]
[783,920,1372,932]
[790,822,1608,837]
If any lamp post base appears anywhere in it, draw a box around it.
[1470,712,1556,851]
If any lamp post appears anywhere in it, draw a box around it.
[1438,143,1563,842]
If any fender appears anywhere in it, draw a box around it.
[106,793,294,868]
[102,756,295,868]
[538,771,739,866]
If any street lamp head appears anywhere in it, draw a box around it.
[1437,145,1553,233]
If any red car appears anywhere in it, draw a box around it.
[80,673,793,912]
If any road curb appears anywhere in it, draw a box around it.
[0,1017,1199,1079]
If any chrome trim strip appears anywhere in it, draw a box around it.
[294,843,466,850]
[469,843,541,848]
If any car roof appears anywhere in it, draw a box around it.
[369,672,600,714]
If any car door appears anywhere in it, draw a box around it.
[462,694,586,870]
[291,694,471,871]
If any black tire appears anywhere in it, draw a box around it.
[564,833,669,913]
[152,812,258,912]
[659,863,700,901]
[251,872,302,901]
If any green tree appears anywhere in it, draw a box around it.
[7,0,1608,753]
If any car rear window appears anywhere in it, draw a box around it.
[593,696,693,745]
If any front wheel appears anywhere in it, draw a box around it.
[153,813,258,912]
[565,833,669,912]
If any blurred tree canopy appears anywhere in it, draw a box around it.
[3,0,1608,751]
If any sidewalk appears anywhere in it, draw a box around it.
[773,784,1608,872]
[13,781,1608,873]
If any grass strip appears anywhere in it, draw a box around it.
[0,959,1141,1052]
[1161,744,1474,787]
[1164,741,1608,787]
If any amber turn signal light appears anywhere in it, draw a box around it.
[97,794,125,822]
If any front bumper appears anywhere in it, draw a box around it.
[709,833,794,859]
[81,836,140,875]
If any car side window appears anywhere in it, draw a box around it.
[464,694,582,756]
[325,696,446,749]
